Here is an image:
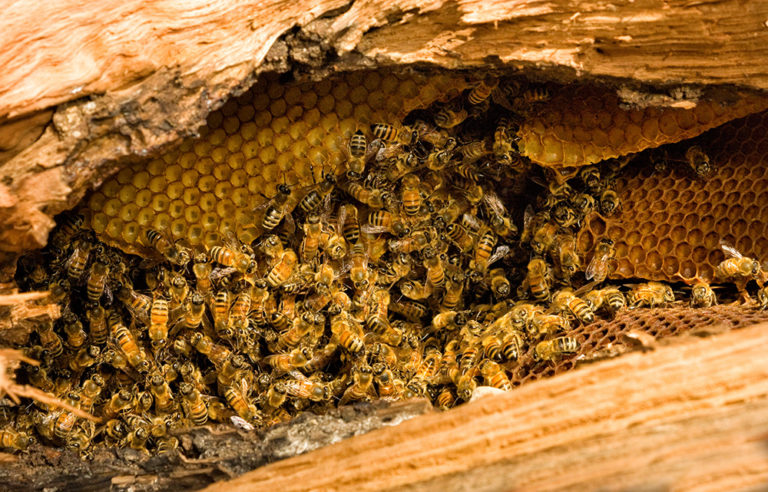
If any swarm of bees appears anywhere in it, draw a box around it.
[8,74,767,458]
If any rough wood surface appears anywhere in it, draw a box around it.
[206,322,768,492]
[2,1,768,268]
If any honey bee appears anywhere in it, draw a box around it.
[552,233,581,282]
[426,139,456,171]
[210,242,257,275]
[346,130,368,178]
[37,320,63,359]
[371,123,416,145]
[192,253,213,295]
[260,184,293,231]
[585,238,615,283]
[104,419,127,443]
[529,312,570,339]
[338,203,360,244]
[467,76,498,105]
[300,214,323,262]
[66,240,91,281]
[86,258,109,303]
[370,363,403,400]
[266,249,298,288]
[102,389,133,419]
[148,297,169,350]
[148,373,175,414]
[715,243,761,281]
[479,359,512,391]
[388,229,432,254]
[61,312,87,349]
[758,285,768,310]
[177,291,205,331]
[264,346,313,373]
[275,312,314,351]
[259,234,284,259]
[298,171,336,214]
[404,348,441,398]
[534,336,578,362]
[211,289,230,335]
[144,229,190,266]
[176,382,207,426]
[347,242,369,291]
[324,230,348,260]
[551,202,578,228]
[488,268,510,299]
[342,180,390,209]
[551,288,595,324]
[627,282,675,309]
[599,189,620,216]
[331,313,365,356]
[434,386,456,410]
[444,223,474,253]
[263,381,288,411]
[223,385,260,424]
[156,436,179,454]
[168,272,188,307]
[456,369,478,402]
[685,145,714,179]
[500,328,525,362]
[434,104,468,129]
[340,364,375,405]
[690,280,717,308]
[230,288,252,331]
[68,345,101,372]
[530,222,558,256]
[579,166,601,193]
[441,272,465,312]
[523,257,552,302]
[390,300,429,322]
[400,173,423,216]
[431,310,464,331]
[190,333,232,368]
[471,229,498,274]
[481,331,504,362]
[520,86,551,105]
[583,287,625,317]
[51,212,84,250]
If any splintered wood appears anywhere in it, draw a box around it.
[207,322,768,492]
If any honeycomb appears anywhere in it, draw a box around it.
[577,110,768,283]
[517,86,768,168]
[511,305,768,387]
[83,70,468,254]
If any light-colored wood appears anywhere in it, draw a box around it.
[206,322,768,492]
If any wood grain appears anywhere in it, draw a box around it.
[206,322,768,492]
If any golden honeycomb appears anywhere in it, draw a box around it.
[512,305,768,387]
[83,70,468,254]
[577,110,768,283]
[517,86,768,168]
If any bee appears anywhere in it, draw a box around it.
[371,123,416,145]
[264,346,313,373]
[276,312,314,351]
[266,249,298,288]
[156,436,179,454]
[400,174,422,216]
[627,282,675,309]
[260,184,293,231]
[178,382,208,425]
[685,145,714,179]
[434,105,468,129]
[210,242,256,275]
[404,348,441,398]
[343,180,389,209]
[168,271,189,307]
[104,419,127,443]
[66,240,91,281]
[282,371,329,402]
[68,345,101,372]
[551,289,595,324]
[444,223,474,253]
[586,238,615,283]
[552,233,581,282]
[551,202,578,228]
[133,391,154,414]
[419,247,445,288]
[534,336,578,362]
[300,214,323,262]
[530,220,558,256]
[388,229,432,254]
[51,212,84,250]
[263,381,288,411]
[190,333,232,368]
[399,280,433,301]
[224,385,260,424]
[426,139,456,171]
[456,369,478,402]
[298,171,336,214]
[348,242,369,291]
[479,359,512,391]
[599,189,620,216]
[102,389,133,419]
[260,234,284,259]
[346,130,368,178]
[583,287,625,316]
[61,312,87,349]
[86,258,109,302]
[521,86,551,105]
[192,253,213,295]
[715,243,761,281]
[370,363,403,399]
[758,285,768,310]
[690,280,717,308]
[339,204,360,244]
[529,312,570,339]
[149,373,175,414]
[144,229,190,266]
[123,426,150,454]
[471,229,498,274]
[578,166,601,193]
[481,331,504,362]
[487,268,511,299]
[324,230,348,260]
[331,314,365,356]
[467,76,498,105]
[148,297,170,349]
[340,364,375,405]
[37,320,63,359]
[178,291,205,331]
[500,328,525,362]
[389,300,428,322]
[523,257,552,302]
[440,272,465,312]
[115,286,151,325]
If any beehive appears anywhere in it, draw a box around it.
[577,110,768,283]
[83,70,468,254]
[517,86,768,168]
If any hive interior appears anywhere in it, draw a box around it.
[6,68,768,458]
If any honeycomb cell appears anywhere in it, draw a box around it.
[714,218,731,236]
[674,243,691,260]
[708,249,725,266]
[688,228,704,246]
[646,251,663,270]
[628,245,646,265]
[670,226,687,243]
[662,256,679,277]
[658,238,673,255]
[669,213,684,225]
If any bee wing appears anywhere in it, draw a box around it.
[572,280,599,297]
[337,203,347,233]
[487,245,511,267]
[584,255,605,281]
[360,224,391,234]
[210,267,238,283]
[481,189,506,217]
[720,241,743,258]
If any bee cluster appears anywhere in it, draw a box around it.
[8,74,768,458]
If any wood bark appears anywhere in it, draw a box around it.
[205,322,768,492]
[1,1,768,268]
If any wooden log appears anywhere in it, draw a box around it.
[2,1,768,267]
[205,322,768,491]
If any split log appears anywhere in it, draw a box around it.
[206,321,768,492]
[2,1,768,268]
